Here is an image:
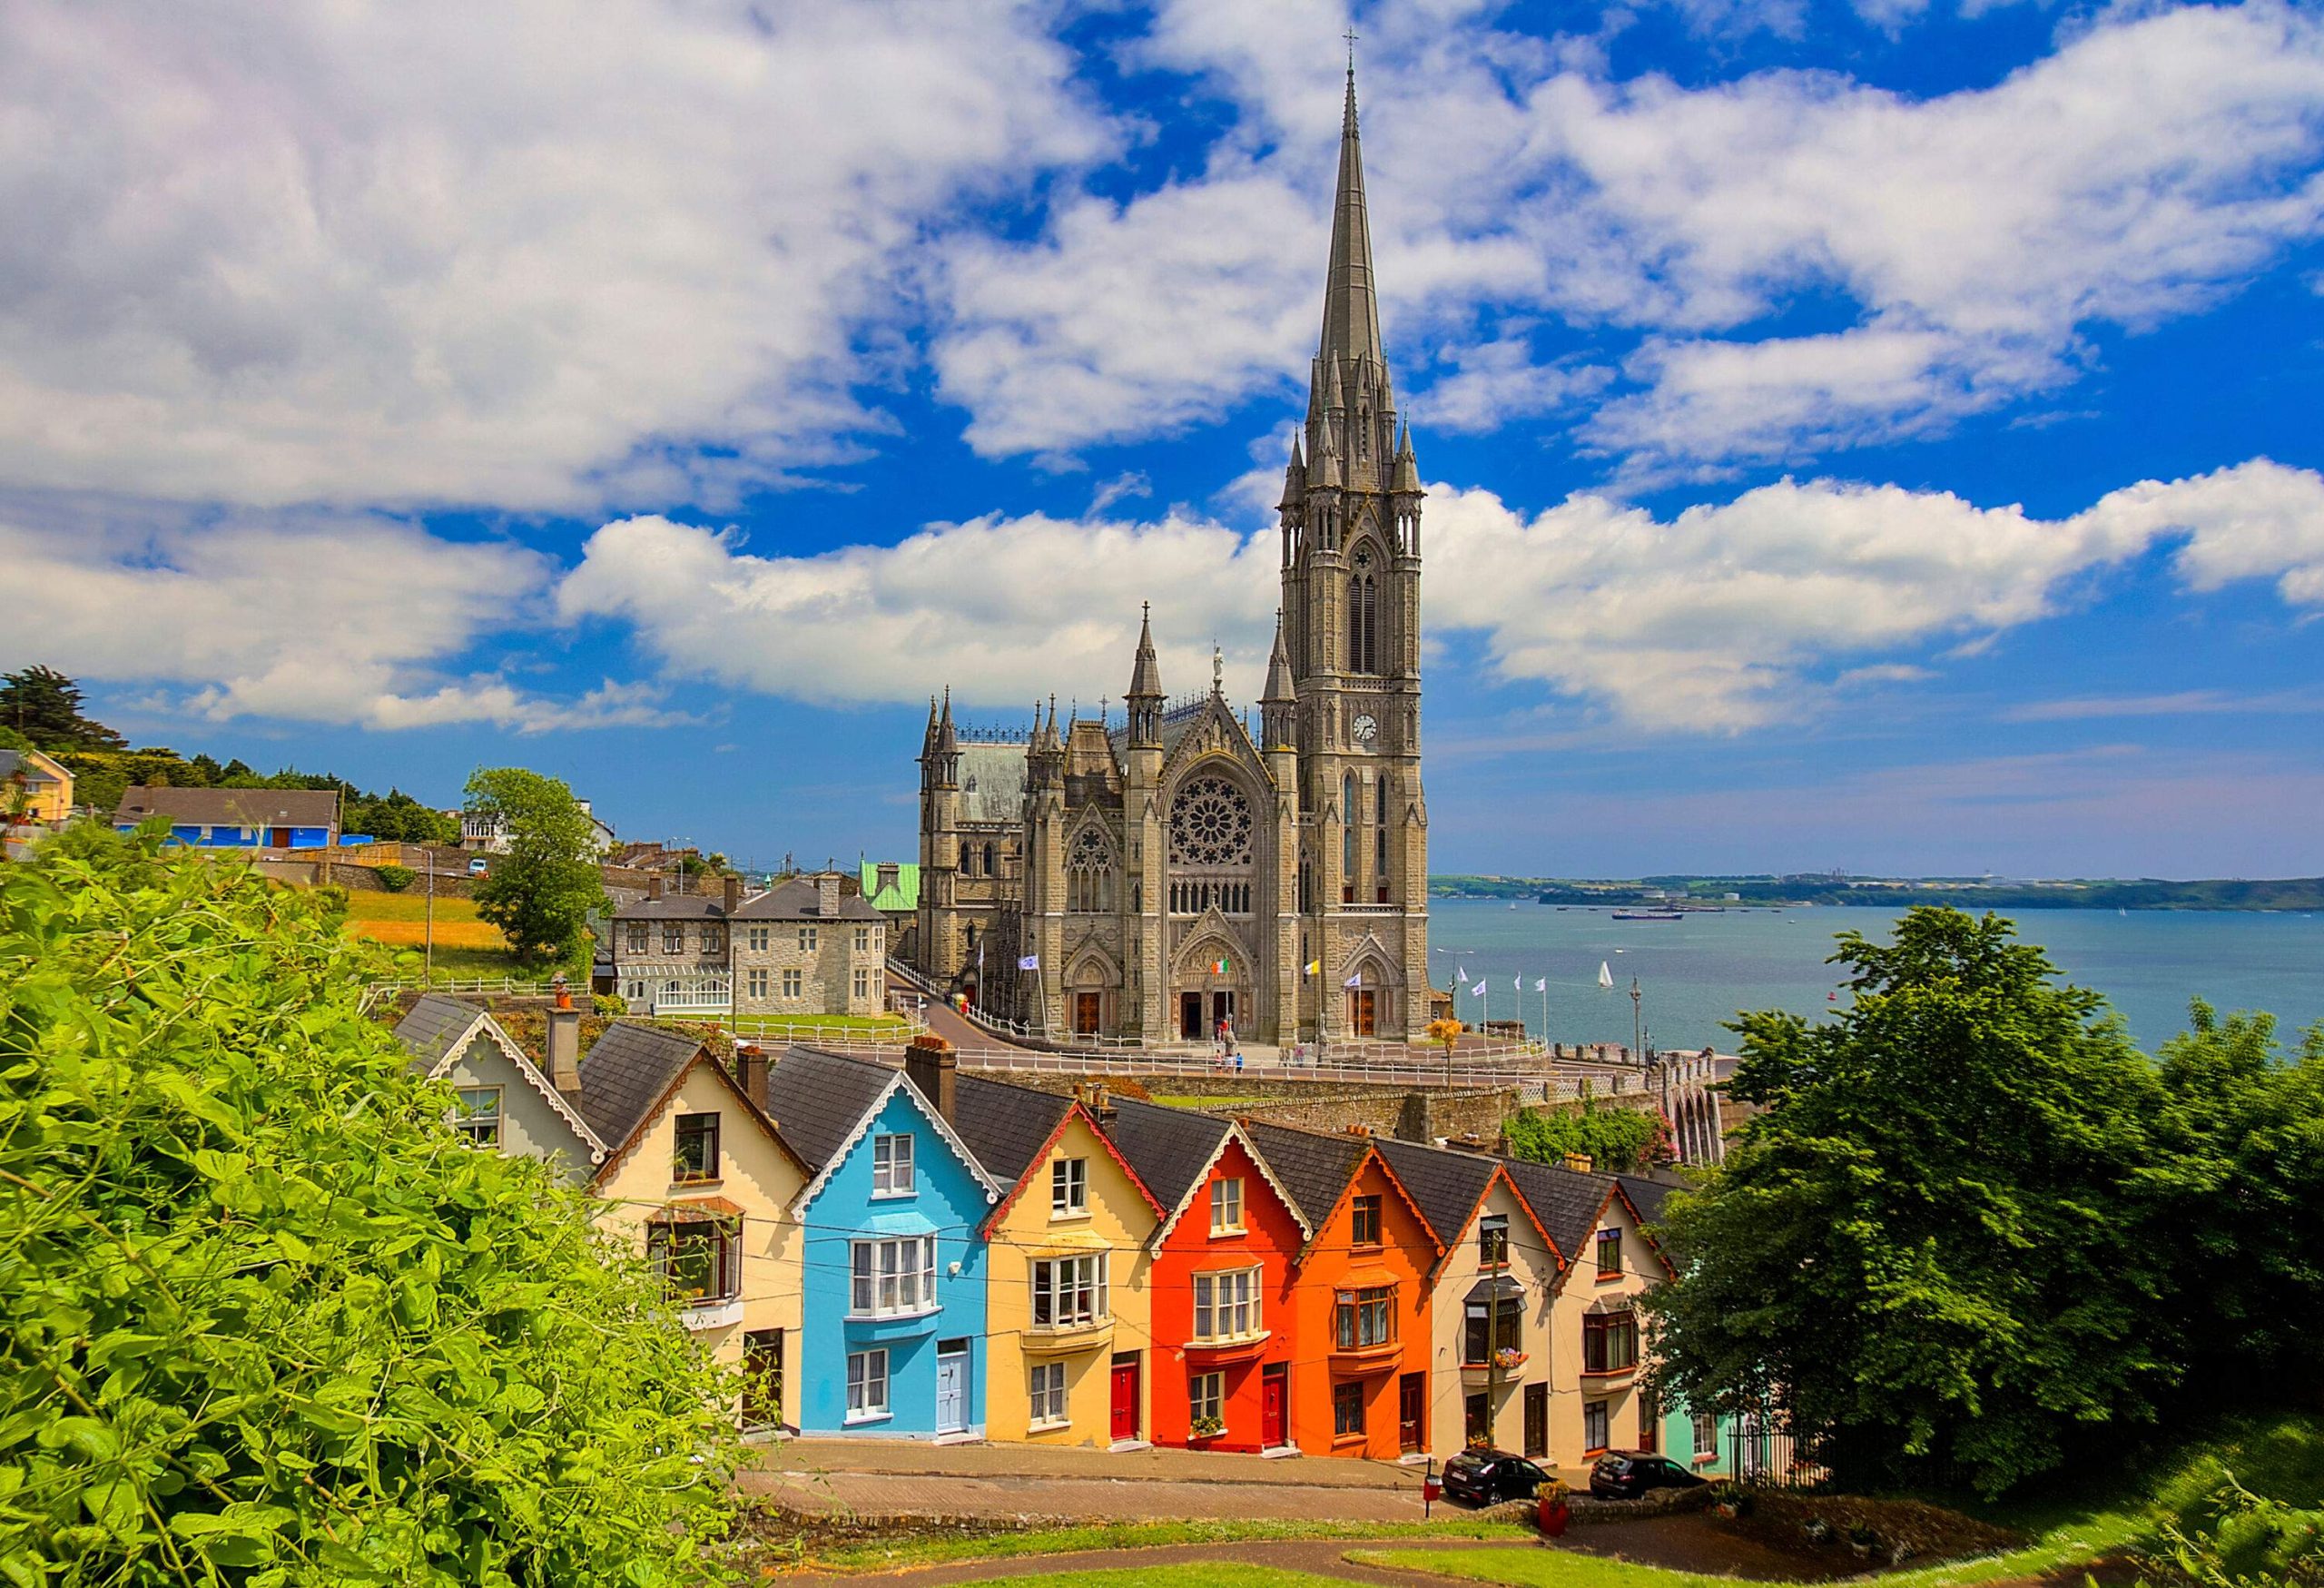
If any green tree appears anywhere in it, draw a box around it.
[0,825,736,1585]
[346,788,458,845]
[0,665,127,753]
[1641,907,2177,1496]
[465,767,608,966]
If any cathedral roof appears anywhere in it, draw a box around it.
[956,743,1028,824]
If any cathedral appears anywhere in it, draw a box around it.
[911,70,1431,1046]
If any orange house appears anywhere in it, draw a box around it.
[1108,1100,1311,1453]
[1246,1122,1443,1460]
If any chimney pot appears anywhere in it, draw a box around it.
[1563,1151,1594,1175]
[547,1006,582,1095]
[903,1032,957,1123]
[724,873,743,916]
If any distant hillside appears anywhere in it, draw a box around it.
[1431,873,2324,912]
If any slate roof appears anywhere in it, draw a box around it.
[393,993,482,1070]
[1502,1156,1619,1261]
[0,750,64,784]
[761,1046,901,1170]
[611,894,728,921]
[949,1073,1072,1189]
[1242,1120,1372,1229]
[113,785,340,831]
[1373,1136,1502,1248]
[572,1021,710,1151]
[957,744,1027,824]
[1104,1097,1234,1216]
[732,876,884,922]
[1617,1174,1676,1228]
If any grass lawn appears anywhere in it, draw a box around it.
[784,1517,1528,1574]
[338,889,488,924]
[727,1013,911,1033]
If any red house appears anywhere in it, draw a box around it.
[1106,1098,1310,1452]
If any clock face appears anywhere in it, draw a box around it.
[1351,713,1379,747]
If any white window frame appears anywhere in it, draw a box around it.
[452,1085,502,1147]
[625,922,648,953]
[1210,1177,1244,1235]
[872,1133,915,1197]
[782,969,803,998]
[1030,1253,1108,1328]
[846,1348,890,1421]
[1585,1398,1610,1453]
[1029,1361,1068,1427]
[1192,1267,1263,1343]
[848,1236,938,1318]
[1190,1371,1224,1426]
[1050,1158,1088,1218]
[1692,1411,1718,1458]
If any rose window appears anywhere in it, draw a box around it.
[1169,777,1254,867]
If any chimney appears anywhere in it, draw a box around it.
[817,871,841,918]
[723,873,743,917]
[547,983,582,1095]
[648,874,665,902]
[903,1032,957,1123]
[734,1044,770,1110]
[1563,1151,1594,1175]
[1087,1082,1115,1127]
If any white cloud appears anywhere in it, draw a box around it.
[0,0,1109,509]
[556,511,1283,712]
[2004,688,2324,722]
[935,2,2324,471]
[0,498,679,731]
[1412,337,1613,433]
[557,458,2324,734]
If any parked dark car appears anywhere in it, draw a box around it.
[1441,1449,1551,1506]
[1589,1451,1707,1500]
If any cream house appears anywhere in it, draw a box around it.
[1374,1139,1564,1462]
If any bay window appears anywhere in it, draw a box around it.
[849,1235,937,1317]
[1333,1285,1395,1349]
[1583,1308,1640,1374]
[1192,1268,1263,1342]
[648,1216,738,1304]
[1031,1253,1108,1328]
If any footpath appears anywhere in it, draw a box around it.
[743,1438,1432,1524]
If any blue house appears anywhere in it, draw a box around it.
[763,1037,999,1438]
[113,785,340,849]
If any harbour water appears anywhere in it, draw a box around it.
[1428,899,2324,1056]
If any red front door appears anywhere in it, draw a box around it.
[1262,1365,1287,1449]
[1109,1355,1140,1443]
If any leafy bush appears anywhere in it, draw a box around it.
[593,992,627,1017]
[371,863,415,893]
[0,826,736,1585]
[1502,1096,1663,1172]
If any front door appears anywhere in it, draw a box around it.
[1211,990,1235,1035]
[935,1341,969,1435]
[1261,1365,1287,1449]
[1073,991,1101,1035]
[1523,1383,1549,1458]
[1397,1372,1424,1453]
[1180,991,1204,1041]
[742,1329,783,1431]
[1109,1354,1141,1443]
[1350,990,1377,1037]
[1464,1391,1490,1445]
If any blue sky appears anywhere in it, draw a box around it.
[5,0,2322,879]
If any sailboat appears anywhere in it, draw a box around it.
[1598,961,1614,990]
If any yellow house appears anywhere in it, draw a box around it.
[575,1022,809,1431]
[950,1077,1165,1446]
[1506,1159,1674,1475]
[0,747,72,825]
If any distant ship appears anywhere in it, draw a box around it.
[1610,909,1683,921]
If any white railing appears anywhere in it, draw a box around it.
[366,975,565,1004]
[648,984,734,1012]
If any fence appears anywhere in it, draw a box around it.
[1728,1414,1823,1489]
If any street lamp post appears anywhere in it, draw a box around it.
[1630,976,1644,1069]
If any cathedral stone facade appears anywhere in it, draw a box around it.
[912,73,1430,1045]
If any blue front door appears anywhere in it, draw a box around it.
[936,1342,968,1434]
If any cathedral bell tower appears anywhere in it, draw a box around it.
[1278,63,1429,1041]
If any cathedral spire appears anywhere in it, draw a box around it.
[1127,601,1163,700]
[1262,609,1296,705]
[1314,59,1384,392]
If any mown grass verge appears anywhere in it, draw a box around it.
[753,1515,1529,1575]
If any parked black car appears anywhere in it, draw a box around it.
[1441,1449,1551,1505]
[1589,1451,1707,1500]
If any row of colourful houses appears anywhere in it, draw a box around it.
[395,995,1734,1475]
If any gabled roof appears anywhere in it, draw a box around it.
[1106,1098,1311,1248]
[765,1046,1001,1215]
[1618,1174,1677,1229]
[732,875,884,922]
[953,1076,1166,1237]
[1242,1120,1442,1264]
[1499,1156,1610,1262]
[612,894,726,921]
[950,1072,1074,1189]
[113,785,340,830]
[0,749,66,784]
[392,995,606,1165]
[956,744,1027,824]
[572,1022,711,1149]
[1374,1137,1558,1281]
[860,861,920,912]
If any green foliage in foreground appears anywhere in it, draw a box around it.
[2145,1415,2324,1585]
[0,827,736,1586]
[1646,907,2324,1497]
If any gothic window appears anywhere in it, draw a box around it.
[982,842,997,876]
[1167,778,1255,868]
[1068,828,1113,913]
[1349,546,1379,674]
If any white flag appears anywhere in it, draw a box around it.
[1456,965,1469,983]
[1468,981,1487,998]
[1344,973,1362,989]
[1533,978,1547,992]
[1513,976,1521,992]
[1018,954,1039,971]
